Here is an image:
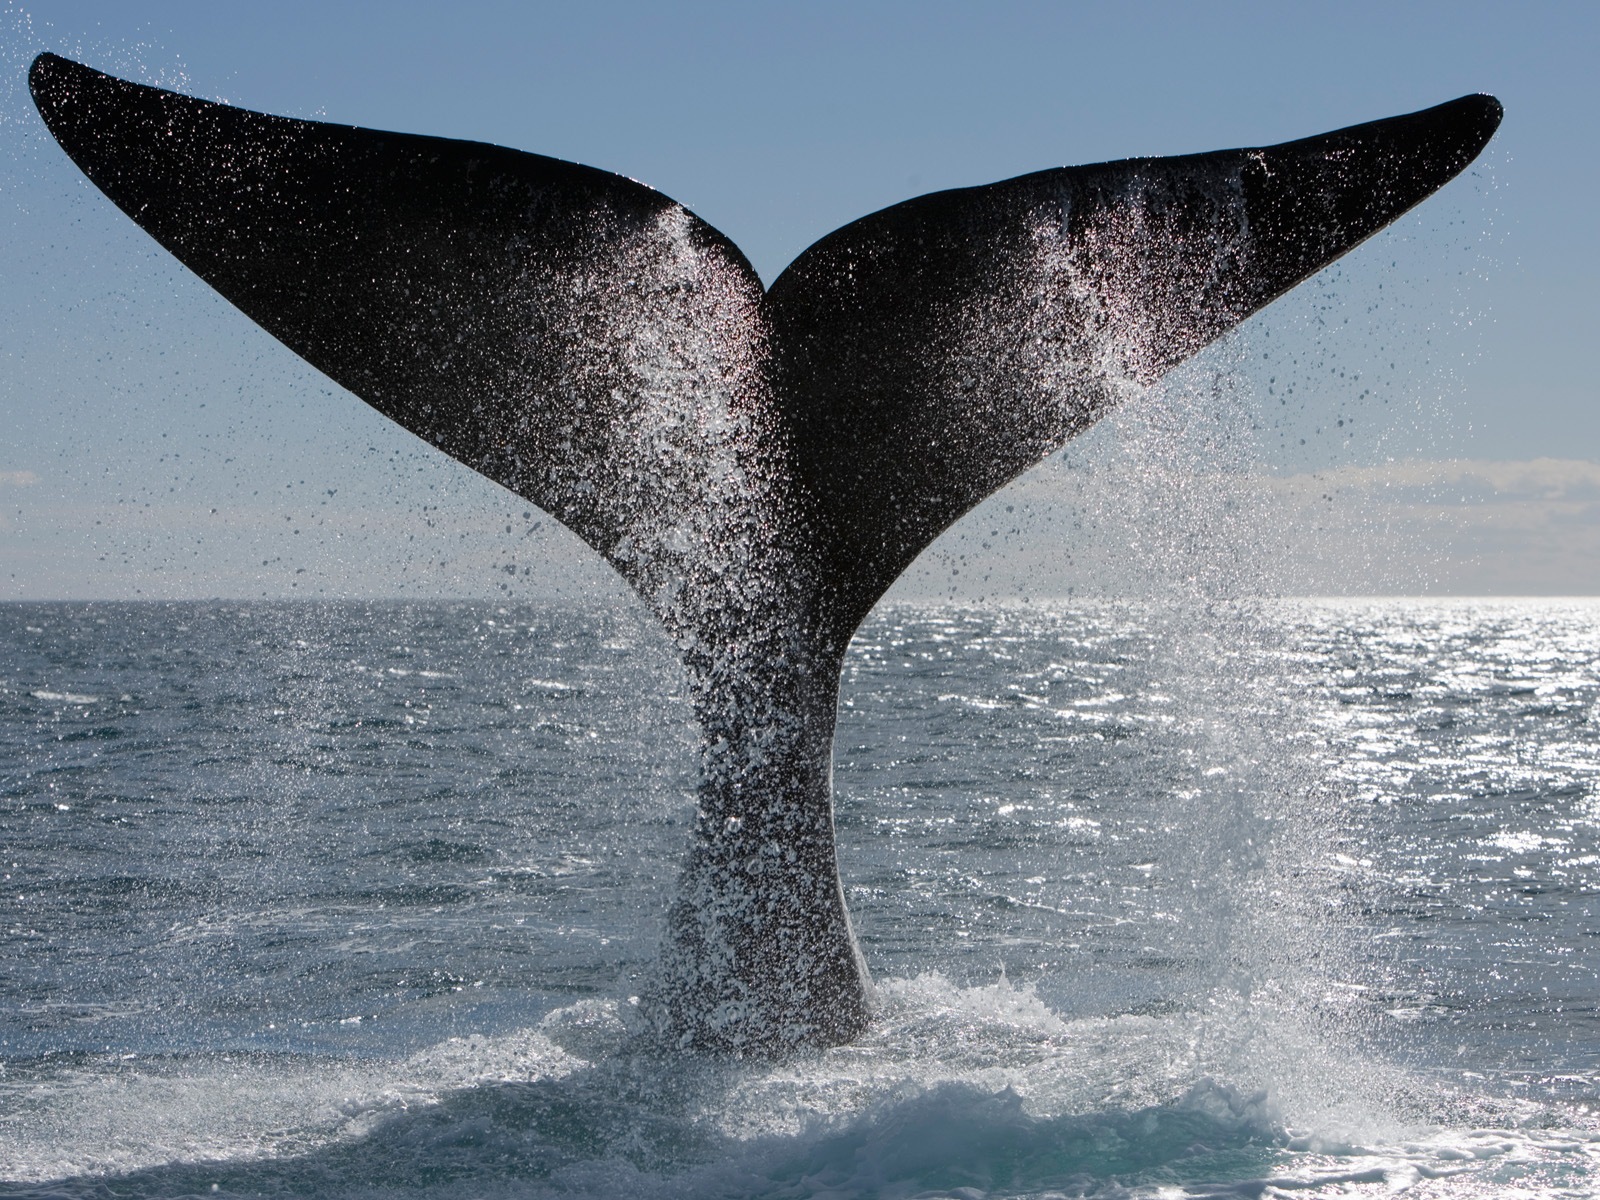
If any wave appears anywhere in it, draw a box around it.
[4,979,1593,1199]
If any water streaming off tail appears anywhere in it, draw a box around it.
[6,44,1578,1192]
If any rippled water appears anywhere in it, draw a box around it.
[1,598,1596,1197]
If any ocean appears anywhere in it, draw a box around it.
[1,596,1596,1197]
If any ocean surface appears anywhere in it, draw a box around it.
[1,597,1596,1198]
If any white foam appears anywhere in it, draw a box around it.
[3,987,1594,1198]
[0,1029,577,1185]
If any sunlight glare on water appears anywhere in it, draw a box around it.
[2,597,1596,1197]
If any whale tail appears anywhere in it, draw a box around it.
[28,52,1500,644]
[30,51,1500,1053]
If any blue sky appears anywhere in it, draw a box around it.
[2,1,1597,598]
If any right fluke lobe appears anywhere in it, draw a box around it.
[1234,93,1503,318]
[768,93,1502,643]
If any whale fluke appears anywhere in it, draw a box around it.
[769,93,1502,638]
[30,51,1500,1054]
[27,51,774,621]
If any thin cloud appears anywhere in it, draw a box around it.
[1268,458,1600,500]
[0,469,39,487]
[1252,458,1600,595]
[895,457,1600,600]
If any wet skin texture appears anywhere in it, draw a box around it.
[31,52,1499,1055]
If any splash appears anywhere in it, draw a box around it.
[26,52,1500,1054]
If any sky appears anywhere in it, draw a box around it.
[1,0,1597,600]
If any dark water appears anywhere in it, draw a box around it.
[1,599,1596,1197]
